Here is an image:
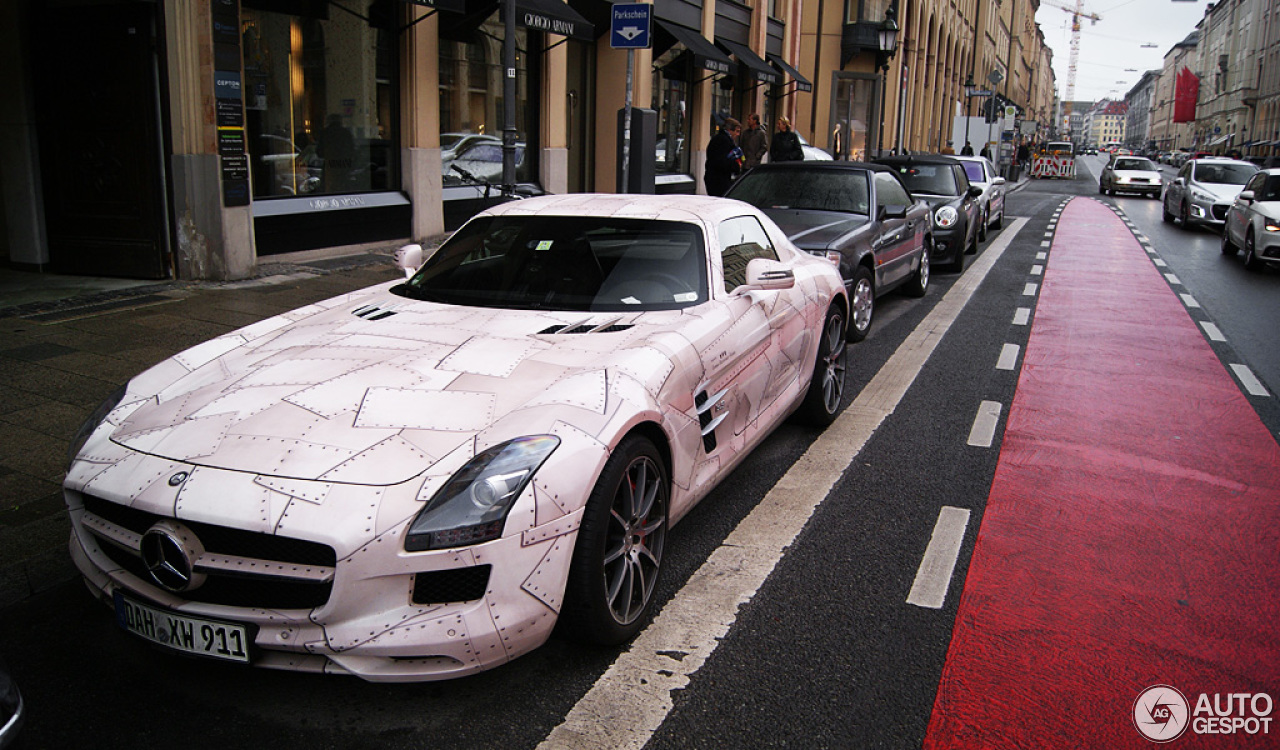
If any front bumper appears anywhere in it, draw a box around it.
[931,226,966,263]
[1187,198,1230,227]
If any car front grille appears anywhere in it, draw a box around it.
[79,493,336,610]
[1211,204,1229,221]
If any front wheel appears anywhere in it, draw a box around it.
[902,239,930,298]
[795,304,848,426]
[1244,231,1264,271]
[561,435,669,645]
[847,265,874,342]
[1180,201,1192,227]
[1222,227,1239,256]
[978,209,988,241]
[1162,198,1174,223]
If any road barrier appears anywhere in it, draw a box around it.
[1031,155,1076,179]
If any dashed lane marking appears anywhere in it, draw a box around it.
[967,400,1004,448]
[906,506,973,609]
[997,344,1021,371]
[1231,364,1270,397]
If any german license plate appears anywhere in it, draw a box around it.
[114,592,252,663]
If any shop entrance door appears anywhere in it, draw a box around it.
[34,2,170,279]
[830,74,878,161]
[565,38,595,193]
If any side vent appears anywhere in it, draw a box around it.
[694,385,728,453]
[538,316,632,335]
[353,303,402,321]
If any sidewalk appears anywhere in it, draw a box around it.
[0,248,411,607]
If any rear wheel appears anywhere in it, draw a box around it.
[902,239,930,298]
[795,304,848,426]
[847,265,874,342]
[561,435,668,645]
[1244,231,1264,271]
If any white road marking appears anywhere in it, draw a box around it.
[1154,258,1168,267]
[1231,364,1270,397]
[1023,283,1039,296]
[906,506,972,610]
[1041,240,1051,247]
[1165,273,1181,285]
[1031,264,1044,276]
[1180,293,1201,308]
[967,400,1004,448]
[997,343,1021,371]
[1013,307,1031,326]
[539,217,1032,750]
[1043,232,1054,238]
[1036,252,1047,260]
[1199,321,1226,342]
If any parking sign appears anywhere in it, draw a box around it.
[611,3,651,49]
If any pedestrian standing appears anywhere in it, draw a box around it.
[704,118,744,197]
[769,117,804,162]
[740,113,768,170]
[980,144,991,160]
[961,142,974,156]
[941,141,956,155]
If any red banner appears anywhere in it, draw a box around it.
[1173,67,1198,123]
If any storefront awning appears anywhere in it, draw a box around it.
[717,38,780,85]
[656,20,733,75]
[767,53,812,92]
[515,0,593,40]
[1207,132,1234,147]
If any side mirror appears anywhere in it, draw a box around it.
[396,243,424,278]
[968,185,983,198]
[736,258,795,293]
[882,204,908,219]
[992,177,1007,186]
[1238,190,1255,203]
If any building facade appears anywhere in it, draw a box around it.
[1124,70,1159,153]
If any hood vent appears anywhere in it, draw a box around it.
[352,303,403,321]
[539,317,632,335]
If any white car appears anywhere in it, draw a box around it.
[1222,168,1280,271]
[954,155,1006,240]
[1162,157,1259,229]
[63,194,849,682]
[1099,156,1162,199]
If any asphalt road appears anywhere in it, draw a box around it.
[2,167,1276,749]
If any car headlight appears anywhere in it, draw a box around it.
[67,385,126,467]
[405,435,560,551]
[1266,222,1280,233]
[934,206,959,228]
[1191,189,1214,203]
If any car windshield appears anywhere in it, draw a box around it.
[891,165,958,196]
[393,216,708,312]
[1114,158,1156,171]
[1193,163,1257,185]
[960,162,986,183]
[727,169,871,215]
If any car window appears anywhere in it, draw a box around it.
[960,162,986,183]
[719,216,779,293]
[727,169,870,215]
[874,172,912,207]
[1262,175,1280,202]
[891,164,958,196]
[396,215,708,311]
[1243,173,1266,195]
[1115,158,1156,171]
[953,165,971,191]
[1194,162,1256,185]
[1178,164,1190,180]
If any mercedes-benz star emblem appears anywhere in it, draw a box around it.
[168,472,189,487]
[140,521,206,593]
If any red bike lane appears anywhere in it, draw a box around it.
[925,197,1280,748]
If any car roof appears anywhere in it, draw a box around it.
[874,154,963,166]
[478,193,765,226]
[742,161,898,175]
[1190,157,1254,166]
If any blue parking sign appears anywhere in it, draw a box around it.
[611,3,651,49]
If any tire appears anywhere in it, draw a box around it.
[1162,198,1174,223]
[1244,231,1264,272]
[902,238,930,298]
[1098,182,1107,196]
[945,242,967,273]
[978,209,988,242]
[795,304,848,426]
[561,435,669,646]
[847,265,874,342]
[992,209,1003,230]
[1180,201,1191,227]
[1222,227,1239,256]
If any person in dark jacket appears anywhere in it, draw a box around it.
[704,118,743,196]
[740,113,768,170]
[769,116,804,162]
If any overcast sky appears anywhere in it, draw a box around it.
[1034,0,1210,104]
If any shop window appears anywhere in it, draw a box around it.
[439,18,536,190]
[241,0,398,199]
[652,48,692,175]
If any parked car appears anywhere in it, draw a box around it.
[873,154,982,273]
[1099,156,1162,198]
[954,155,1006,240]
[442,139,527,187]
[796,132,833,161]
[1222,168,1280,271]
[63,194,849,683]
[1162,157,1259,228]
[726,161,931,341]
[0,656,22,749]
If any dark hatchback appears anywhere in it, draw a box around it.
[726,161,932,341]
[873,155,982,272]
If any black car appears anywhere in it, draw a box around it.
[726,161,932,341]
[872,155,982,272]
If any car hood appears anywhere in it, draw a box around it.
[913,193,960,208]
[1114,170,1162,181]
[759,209,870,248]
[103,282,685,486]
[1193,182,1248,202]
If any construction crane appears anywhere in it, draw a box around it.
[1041,0,1101,140]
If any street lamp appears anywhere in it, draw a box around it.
[875,8,900,156]
[963,73,976,154]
